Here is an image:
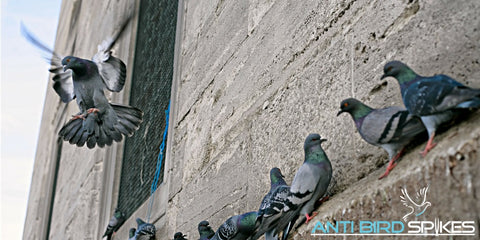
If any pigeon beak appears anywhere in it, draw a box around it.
[337,110,345,116]
[380,74,387,80]
[320,138,327,143]
[63,65,68,72]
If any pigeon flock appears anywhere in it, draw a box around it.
[169,61,479,240]
[22,11,480,240]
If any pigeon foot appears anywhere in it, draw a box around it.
[87,108,100,114]
[71,114,86,120]
[379,148,404,179]
[421,133,437,157]
[305,212,318,224]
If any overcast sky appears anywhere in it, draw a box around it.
[1,0,62,238]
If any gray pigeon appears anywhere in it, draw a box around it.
[198,220,215,240]
[252,134,332,240]
[135,218,156,240]
[382,61,480,156]
[129,228,137,240]
[174,232,188,240]
[337,98,427,179]
[276,134,332,238]
[253,168,290,240]
[21,14,143,149]
[102,208,126,240]
[210,211,258,240]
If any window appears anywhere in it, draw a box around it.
[117,0,178,219]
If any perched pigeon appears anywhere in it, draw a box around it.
[135,218,156,240]
[174,232,188,240]
[198,220,215,240]
[129,228,137,240]
[102,208,126,240]
[337,98,427,179]
[22,14,143,149]
[253,168,290,240]
[210,211,258,240]
[252,134,332,240]
[277,134,332,238]
[382,61,480,156]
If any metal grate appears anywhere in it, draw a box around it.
[117,0,178,219]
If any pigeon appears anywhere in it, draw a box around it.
[102,208,126,240]
[253,168,290,240]
[210,211,258,240]
[277,134,332,238]
[400,185,431,222]
[382,61,480,156]
[174,232,188,240]
[337,98,427,179]
[129,228,137,240]
[252,134,332,240]
[135,218,156,240]
[198,220,215,240]
[21,14,143,149]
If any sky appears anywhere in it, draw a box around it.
[1,0,62,239]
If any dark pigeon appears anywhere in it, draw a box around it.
[135,218,156,240]
[382,61,480,156]
[210,211,258,240]
[174,232,188,240]
[21,14,143,149]
[129,228,137,240]
[338,98,427,179]
[198,220,215,240]
[102,208,126,240]
[253,168,290,240]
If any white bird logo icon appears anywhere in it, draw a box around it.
[400,185,431,222]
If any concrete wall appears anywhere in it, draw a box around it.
[24,0,480,239]
[168,0,480,239]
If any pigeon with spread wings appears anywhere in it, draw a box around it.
[22,14,143,149]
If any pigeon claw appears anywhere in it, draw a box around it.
[379,148,405,180]
[305,212,318,224]
[87,108,100,114]
[421,133,437,157]
[71,114,86,120]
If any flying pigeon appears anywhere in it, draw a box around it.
[337,98,427,179]
[210,211,258,240]
[21,14,143,149]
[198,220,215,240]
[382,61,480,156]
[253,168,290,240]
[400,185,431,222]
[129,228,137,240]
[174,232,188,240]
[135,218,156,240]
[102,208,126,240]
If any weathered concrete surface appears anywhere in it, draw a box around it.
[24,0,480,239]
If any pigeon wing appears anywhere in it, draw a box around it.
[92,15,132,92]
[21,23,75,102]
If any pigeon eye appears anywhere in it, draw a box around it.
[344,102,349,107]
[386,66,393,72]
[66,59,70,63]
